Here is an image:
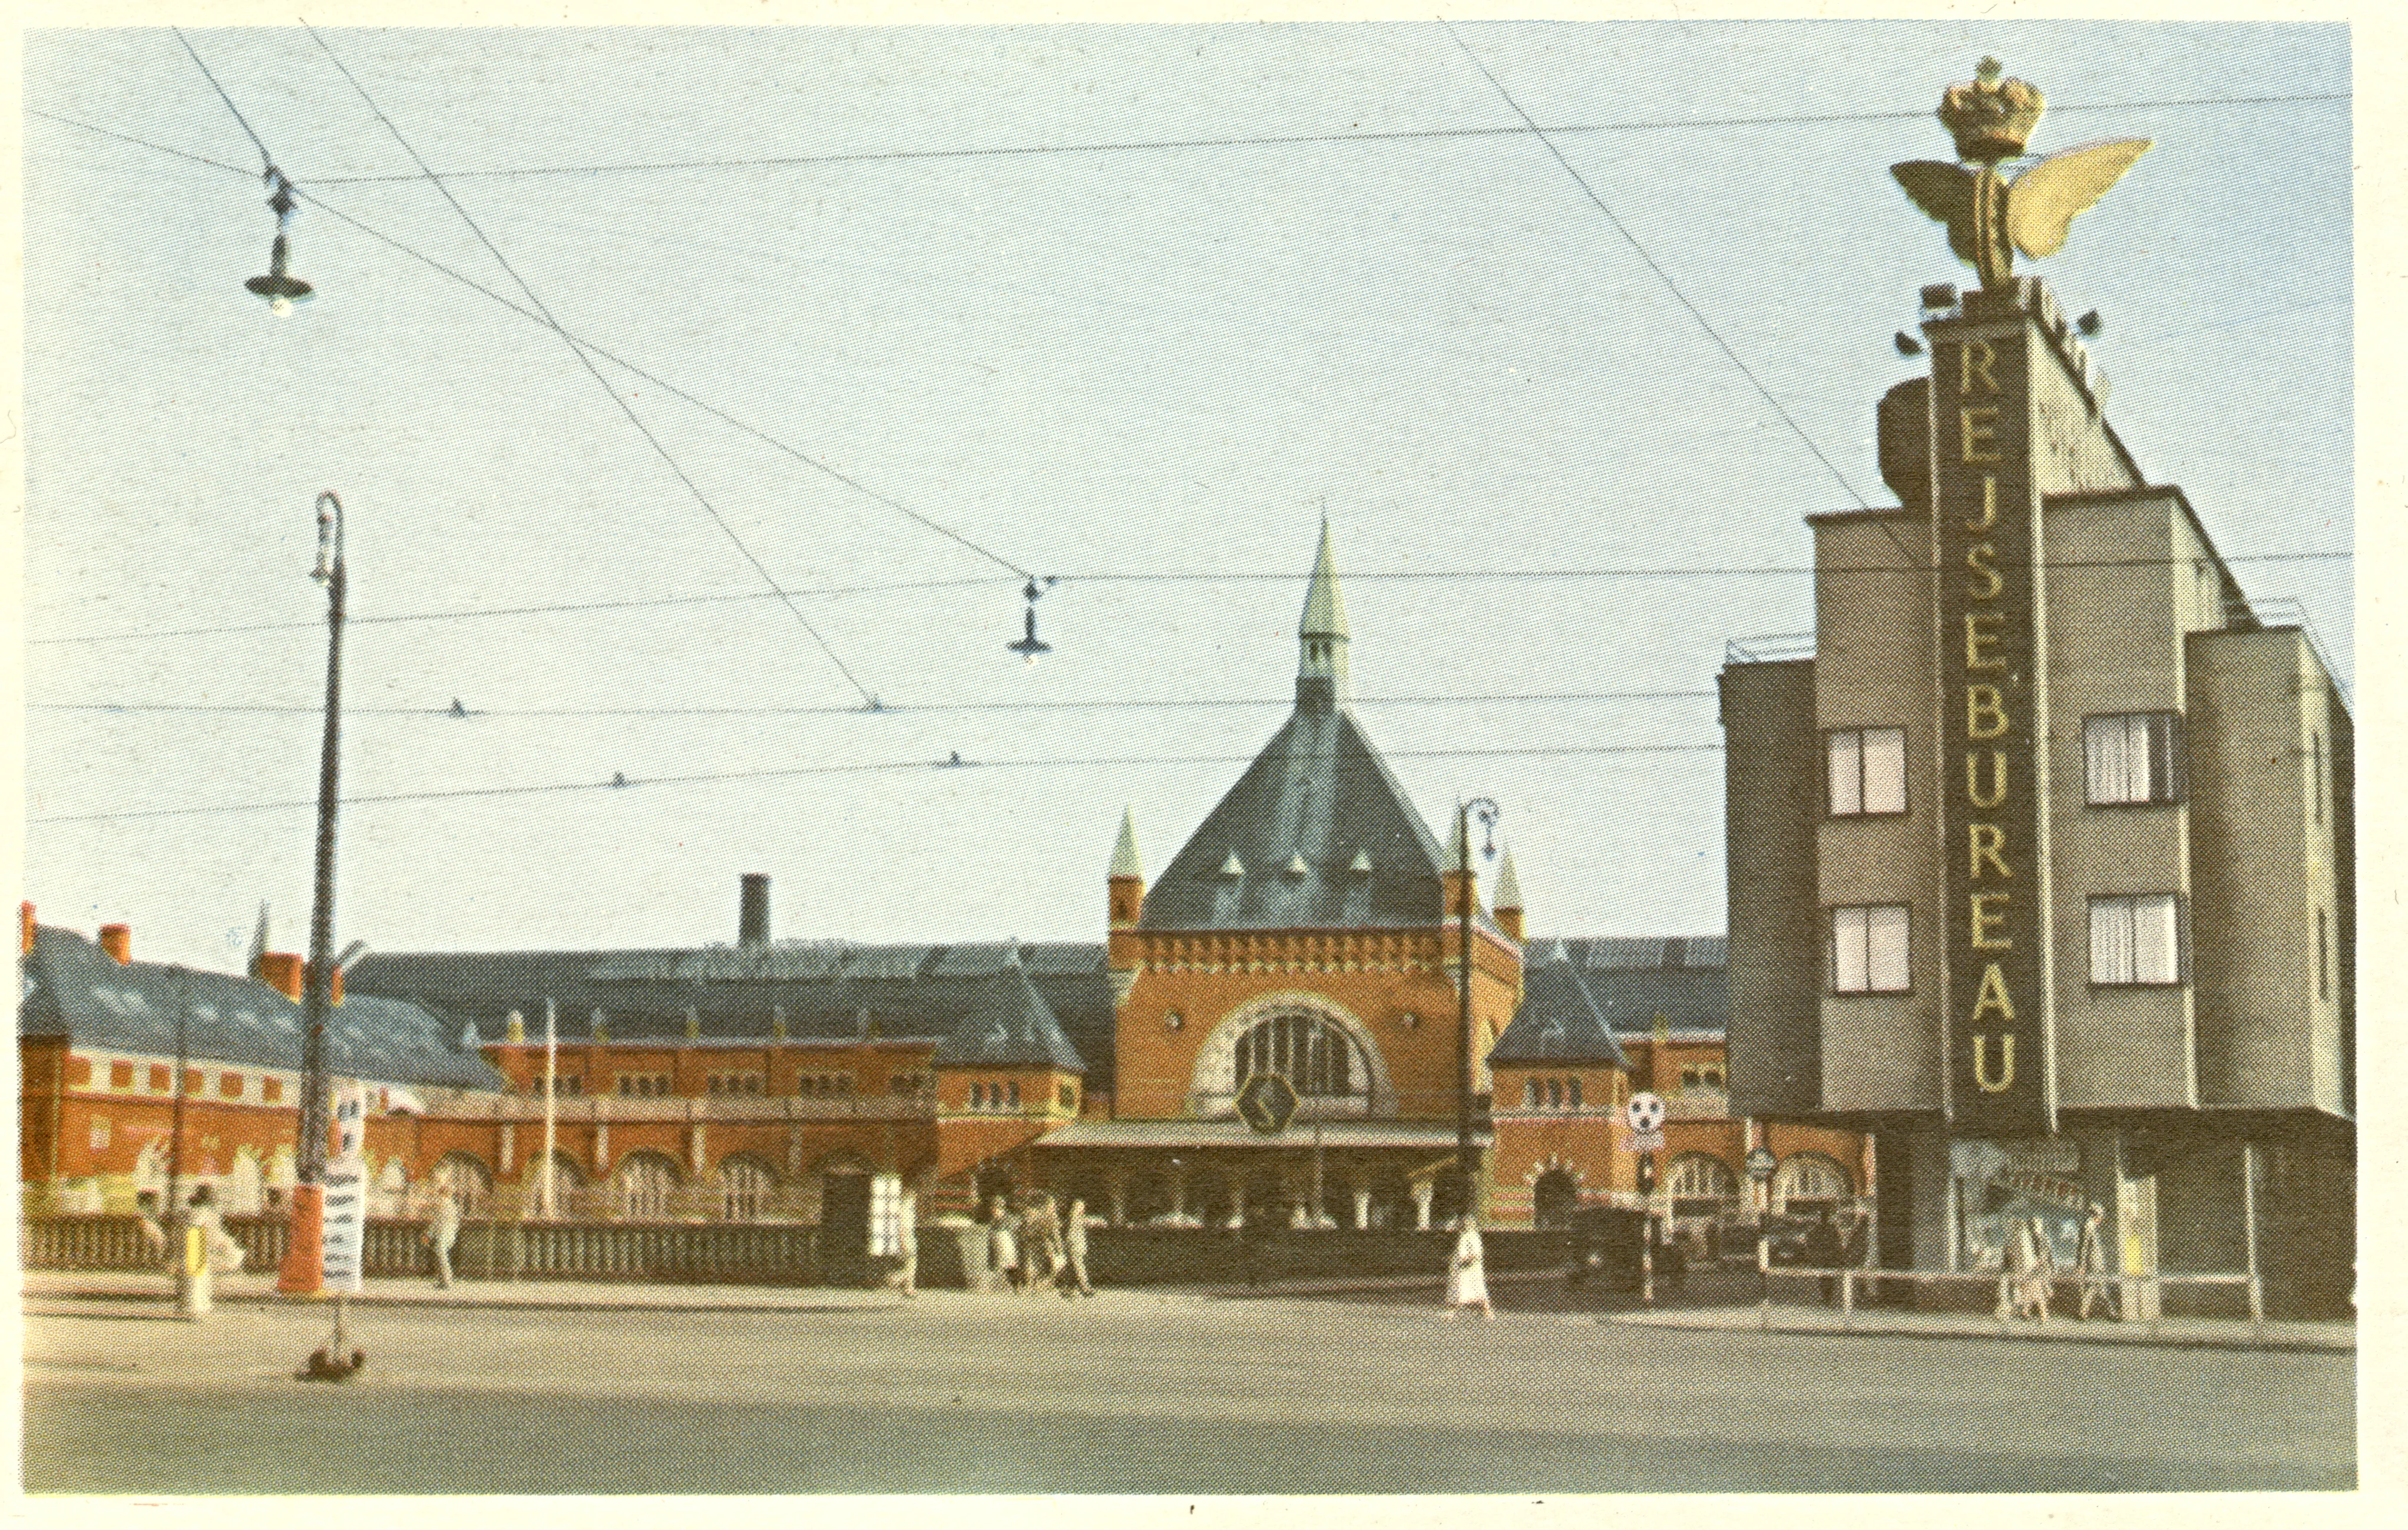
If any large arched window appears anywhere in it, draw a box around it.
[1665,1153,1739,1220]
[615,1150,682,1221]
[1772,1151,1853,1217]
[1233,1012,1358,1098]
[720,1155,777,1222]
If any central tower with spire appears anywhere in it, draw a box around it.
[1057,524,1534,1234]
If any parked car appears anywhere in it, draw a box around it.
[1562,1207,1683,1295]
[1710,1213,1818,1267]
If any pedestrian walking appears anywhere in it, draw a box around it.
[173,1185,221,1319]
[2009,1214,2054,1324]
[134,1189,169,1268]
[1059,1197,1095,1298]
[2072,1202,2112,1321]
[1443,1214,1493,1320]
[1023,1193,1063,1291]
[894,1188,919,1301]
[991,1201,1023,1293]
[1807,1208,1845,1306]
[424,1168,461,1290]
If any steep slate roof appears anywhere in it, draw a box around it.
[1137,707,1449,930]
[348,940,1117,1079]
[930,960,1087,1073]
[1489,948,1632,1066]
[1534,936,1728,1033]
[20,926,501,1090]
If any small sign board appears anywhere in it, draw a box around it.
[1235,1072,1299,1135]
[1624,1092,1666,1134]
[320,1154,368,1293]
[1746,1146,1778,1181]
[1625,1130,1666,1155]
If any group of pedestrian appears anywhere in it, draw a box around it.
[134,1184,246,1318]
[1997,1202,2114,1324]
[987,1191,1095,1298]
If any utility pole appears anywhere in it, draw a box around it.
[167,966,190,1214]
[280,490,345,1297]
[1454,798,1499,1221]
[541,998,559,1219]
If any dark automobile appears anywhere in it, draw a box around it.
[1708,1213,1820,1267]
[1562,1207,1683,1296]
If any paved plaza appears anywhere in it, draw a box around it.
[22,1275,2353,1493]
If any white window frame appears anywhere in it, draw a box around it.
[2089,894,2184,986]
[1827,727,1908,817]
[1830,904,1911,994]
[2085,712,2183,806]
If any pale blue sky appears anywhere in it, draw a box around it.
[19,20,2353,968]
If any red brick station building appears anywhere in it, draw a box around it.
[19,530,1864,1256]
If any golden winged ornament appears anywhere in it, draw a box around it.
[1892,138,2152,289]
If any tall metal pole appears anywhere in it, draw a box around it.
[1455,803,1474,1215]
[541,998,559,1219]
[299,490,345,1188]
[167,966,190,1214]
[1453,798,1499,1221]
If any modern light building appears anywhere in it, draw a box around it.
[1719,65,2353,1318]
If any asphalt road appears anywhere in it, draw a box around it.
[23,1288,2352,1493]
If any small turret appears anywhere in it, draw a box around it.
[1109,808,1145,929]
[1494,848,1525,943]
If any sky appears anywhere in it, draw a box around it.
[14,14,2357,971]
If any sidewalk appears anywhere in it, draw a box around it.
[21,1268,909,1314]
[1606,1300,2354,1353]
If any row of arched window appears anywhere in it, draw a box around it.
[966,1081,1021,1112]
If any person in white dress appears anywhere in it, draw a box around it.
[1443,1214,1493,1320]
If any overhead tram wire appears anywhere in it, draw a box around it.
[29,688,1719,719]
[170,28,274,171]
[1441,22,1965,591]
[32,99,2341,596]
[287,92,2351,186]
[26,741,1731,826]
[302,24,879,711]
[25,547,2350,647]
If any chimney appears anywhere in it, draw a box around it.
[19,901,35,957]
[739,873,771,949]
[258,951,305,1002]
[98,924,133,965]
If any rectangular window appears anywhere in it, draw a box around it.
[110,1060,134,1089]
[218,1072,243,1098]
[1827,728,1907,816]
[150,1063,171,1092]
[2085,713,2182,805]
[2089,894,2183,985]
[1831,905,1911,993]
[263,1077,282,1103]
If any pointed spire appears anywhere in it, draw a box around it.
[247,902,270,979]
[1446,812,1468,867]
[1110,807,1144,880]
[1295,518,1351,709]
[1494,848,1524,911]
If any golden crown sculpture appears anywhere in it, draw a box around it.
[1939,57,2046,163]
[1893,60,2150,289]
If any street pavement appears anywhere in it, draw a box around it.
[22,1270,2353,1493]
